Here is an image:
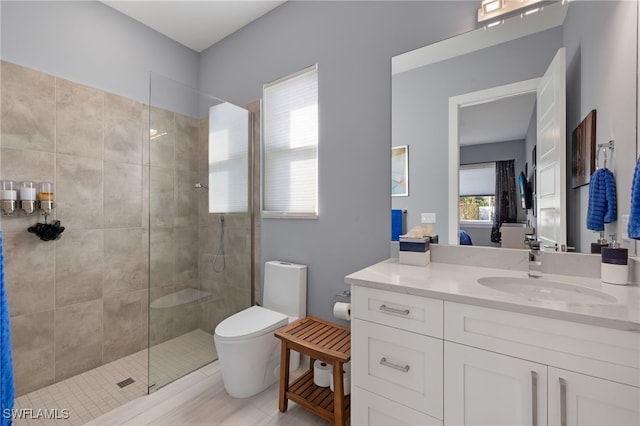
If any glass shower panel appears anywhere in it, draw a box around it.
[148,73,253,392]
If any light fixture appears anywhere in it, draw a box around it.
[478,0,558,23]
[483,0,503,14]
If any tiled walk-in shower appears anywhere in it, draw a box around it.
[3,62,257,421]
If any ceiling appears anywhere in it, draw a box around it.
[459,92,537,146]
[100,0,287,52]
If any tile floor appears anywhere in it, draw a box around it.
[12,329,328,425]
[86,360,328,426]
[12,329,217,426]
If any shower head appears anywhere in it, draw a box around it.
[194,183,209,190]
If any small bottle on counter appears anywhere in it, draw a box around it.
[601,240,629,285]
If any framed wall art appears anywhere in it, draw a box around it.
[392,145,408,197]
[571,109,597,188]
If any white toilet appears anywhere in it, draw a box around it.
[214,261,307,398]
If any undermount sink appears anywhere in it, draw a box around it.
[477,276,618,304]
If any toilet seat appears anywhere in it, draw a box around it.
[215,305,288,342]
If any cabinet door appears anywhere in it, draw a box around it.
[352,386,442,426]
[548,367,640,426]
[444,342,547,426]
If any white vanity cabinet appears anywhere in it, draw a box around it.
[351,286,444,425]
[350,285,640,426]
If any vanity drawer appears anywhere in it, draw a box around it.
[352,386,442,426]
[353,318,443,419]
[444,301,640,387]
[352,286,443,338]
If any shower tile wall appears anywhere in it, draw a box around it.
[0,60,148,396]
[0,61,254,397]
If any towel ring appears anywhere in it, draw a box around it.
[596,140,615,169]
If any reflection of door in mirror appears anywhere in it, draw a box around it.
[456,88,538,248]
[536,48,566,251]
[450,78,544,247]
[452,49,566,250]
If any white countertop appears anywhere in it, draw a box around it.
[345,258,640,333]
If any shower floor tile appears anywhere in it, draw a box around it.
[150,329,216,389]
[12,329,215,426]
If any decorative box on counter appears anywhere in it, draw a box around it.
[399,236,430,266]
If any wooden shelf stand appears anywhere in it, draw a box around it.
[275,316,351,426]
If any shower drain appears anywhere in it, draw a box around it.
[116,377,135,388]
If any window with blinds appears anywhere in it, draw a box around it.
[459,162,496,222]
[262,65,318,218]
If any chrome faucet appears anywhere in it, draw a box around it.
[528,240,542,278]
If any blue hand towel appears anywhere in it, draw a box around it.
[391,209,404,241]
[587,168,617,231]
[0,231,14,426]
[628,158,640,239]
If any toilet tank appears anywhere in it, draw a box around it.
[263,261,307,318]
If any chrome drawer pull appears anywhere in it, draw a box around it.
[559,377,567,426]
[379,357,410,373]
[379,304,410,316]
[531,371,538,426]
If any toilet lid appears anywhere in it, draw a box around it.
[215,305,288,341]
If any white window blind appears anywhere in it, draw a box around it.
[459,162,495,196]
[208,102,249,213]
[263,65,318,218]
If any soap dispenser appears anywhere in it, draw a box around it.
[601,236,629,285]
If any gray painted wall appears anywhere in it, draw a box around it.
[0,1,199,105]
[198,1,479,322]
[392,26,563,240]
[564,1,638,254]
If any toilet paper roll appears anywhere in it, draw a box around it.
[313,360,331,387]
[329,370,351,396]
[333,302,351,320]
